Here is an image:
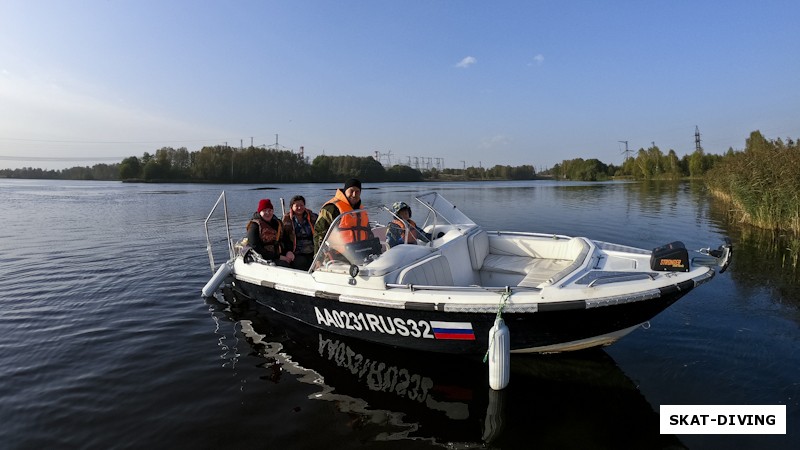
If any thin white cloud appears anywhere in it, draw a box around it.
[527,54,545,67]
[481,134,512,149]
[455,56,477,69]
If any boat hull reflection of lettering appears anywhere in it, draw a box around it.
[207,191,732,355]
[217,289,685,447]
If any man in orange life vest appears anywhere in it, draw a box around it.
[313,178,372,259]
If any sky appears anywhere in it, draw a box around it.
[1,1,798,171]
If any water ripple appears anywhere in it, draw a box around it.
[1,179,797,449]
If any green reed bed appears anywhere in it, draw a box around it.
[705,131,800,235]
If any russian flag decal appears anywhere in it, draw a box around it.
[430,321,476,340]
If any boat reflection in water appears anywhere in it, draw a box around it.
[218,288,684,448]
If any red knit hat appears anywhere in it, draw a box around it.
[257,199,273,212]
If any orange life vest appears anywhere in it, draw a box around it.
[391,218,420,244]
[324,190,371,245]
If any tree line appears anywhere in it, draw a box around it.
[118,146,539,182]
[0,145,538,182]
[0,164,120,180]
[544,146,725,181]
[4,130,785,189]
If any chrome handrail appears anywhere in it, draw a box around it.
[587,272,656,287]
[385,283,541,293]
[204,191,233,274]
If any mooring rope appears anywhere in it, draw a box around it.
[482,290,512,363]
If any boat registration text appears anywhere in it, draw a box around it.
[314,307,475,340]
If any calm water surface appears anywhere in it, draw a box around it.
[1,179,797,449]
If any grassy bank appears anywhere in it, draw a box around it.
[705,131,800,234]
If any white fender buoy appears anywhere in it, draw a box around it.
[202,260,234,297]
[488,317,510,390]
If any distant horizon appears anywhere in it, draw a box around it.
[0,139,726,174]
[1,127,764,173]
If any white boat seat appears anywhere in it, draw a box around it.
[467,229,490,270]
[396,254,454,286]
[487,234,589,260]
[479,254,531,274]
[480,255,573,287]
[474,234,591,287]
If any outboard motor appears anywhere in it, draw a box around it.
[650,241,690,272]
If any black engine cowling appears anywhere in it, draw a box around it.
[650,241,690,272]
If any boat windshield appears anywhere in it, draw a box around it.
[413,192,475,229]
[311,193,476,274]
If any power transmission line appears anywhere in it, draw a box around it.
[618,140,632,160]
[695,125,703,152]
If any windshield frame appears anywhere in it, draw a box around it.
[413,192,476,231]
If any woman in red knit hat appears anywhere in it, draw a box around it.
[245,198,294,266]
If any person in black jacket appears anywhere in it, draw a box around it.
[246,198,294,266]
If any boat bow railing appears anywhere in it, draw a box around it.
[204,191,234,274]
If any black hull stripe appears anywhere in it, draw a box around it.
[659,280,695,297]
[538,300,586,312]
[403,301,436,311]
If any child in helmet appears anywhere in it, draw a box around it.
[386,201,432,248]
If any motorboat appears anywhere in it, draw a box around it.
[203,191,732,356]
